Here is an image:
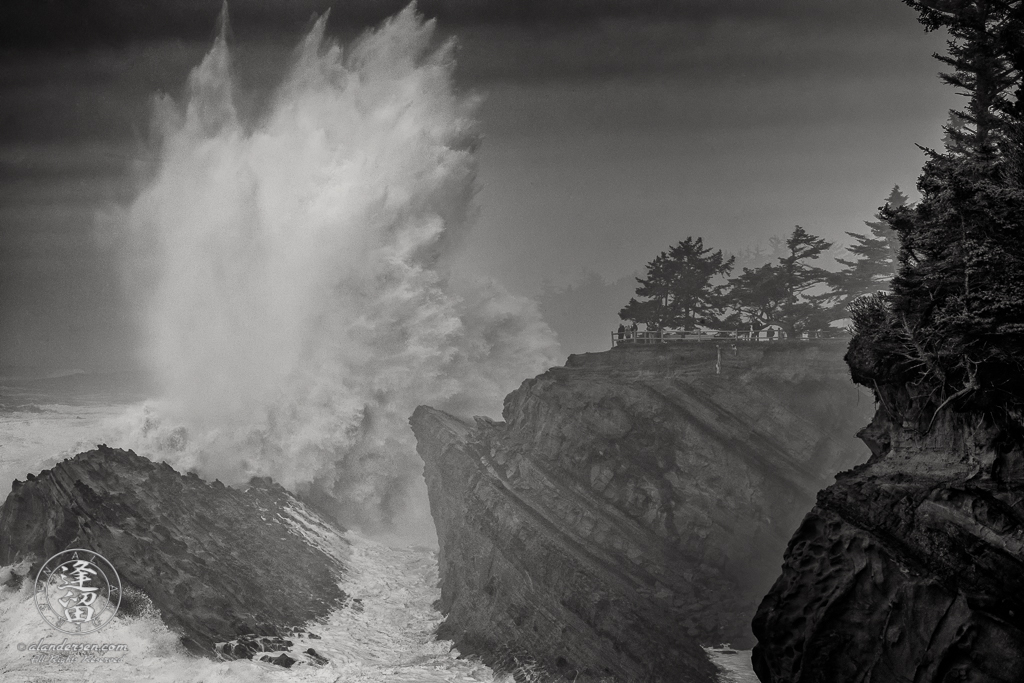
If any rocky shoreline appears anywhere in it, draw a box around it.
[0,446,349,661]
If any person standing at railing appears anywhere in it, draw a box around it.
[617,323,625,343]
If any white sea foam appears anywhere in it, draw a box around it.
[103,5,559,539]
[1,403,505,682]
[0,530,499,682]
[706,647,758,683]
[0,402,130,501]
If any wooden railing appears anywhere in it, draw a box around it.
[611,329,827,347]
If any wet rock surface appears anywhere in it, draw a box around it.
[412,341,871,682]
[0,445,349,657]
[753,393,1024,682]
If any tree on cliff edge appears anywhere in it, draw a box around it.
[619,237,734,329]
[728,226,835,335]
[848,0,1024,420]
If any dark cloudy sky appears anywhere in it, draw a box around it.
[0,0,953,371]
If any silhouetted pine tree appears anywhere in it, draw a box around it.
[728,226,835,335]
[832,186,908,305]
[619,237,734,329]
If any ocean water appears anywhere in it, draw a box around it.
[0,378,757,682]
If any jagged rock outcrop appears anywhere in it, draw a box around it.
[0,446,349,658]
[752,390,1024,682]
[411,341,871,682]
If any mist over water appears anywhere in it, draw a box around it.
[114,6,559,539]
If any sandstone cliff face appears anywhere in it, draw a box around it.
[0,446,349,657]
[411,341,871,682]
[752,391,1024,682]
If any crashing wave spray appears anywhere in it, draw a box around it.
[118,5,559,538]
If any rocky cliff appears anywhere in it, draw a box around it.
[411,341,872,682]
[0,445,349,660]
[752,389,1024,682]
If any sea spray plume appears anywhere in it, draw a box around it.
[119,5,559,536]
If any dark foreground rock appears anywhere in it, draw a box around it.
[752,391,1024,682]
[411,341,871,682]
[0,445,348,658]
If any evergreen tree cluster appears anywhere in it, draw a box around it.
[847,0,1024,423]
[619,195,908,337]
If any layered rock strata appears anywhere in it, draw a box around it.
[412,341,871,681]
[0,446,349,657]
[752,390,1024,682]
